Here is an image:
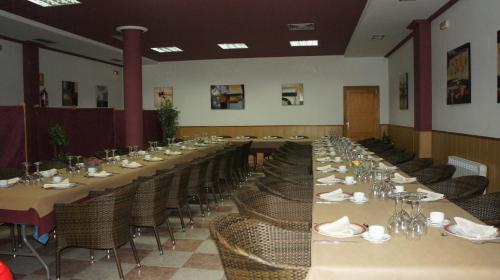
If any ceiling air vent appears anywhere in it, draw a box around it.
[32,38,56,44]
[287,23,315,31]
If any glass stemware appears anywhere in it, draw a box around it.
[33,162,42,182]
[67,155,75,176]
[387,192,410,235]
[21,161,33,184]
[104,149,110,164]
[75,156,82,174]
[406,193,428,240]
[111,149,117,164]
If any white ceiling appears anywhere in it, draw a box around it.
[345,0,449,57]
[0,10,157,65]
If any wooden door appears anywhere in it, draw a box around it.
[343,86,380,140]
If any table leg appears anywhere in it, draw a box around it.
[20,225,50,280]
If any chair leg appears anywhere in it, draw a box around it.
[10,224,16,253]
[196,194,205,217]
[152,226,164,255]
[90,249,95,263]
[112,247,125,279]
[56,249,61,280]
[177,207,186,231]
[129,237,141,267]
[165,217,176,245]
[185,204,194,225]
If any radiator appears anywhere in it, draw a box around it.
[448,156,487,178]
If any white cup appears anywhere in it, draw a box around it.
[122,159,129,165]
[395,185,405,193]
[52,176,62,183]
[338,165,347,172]
[353,192,365,202]
[369,225,385,240]
[87,167,97,174]
[345,176,355,184]
[0,180,7,186]
[145,154,151,160]
[430,212,445,224]
[334,156,341,162]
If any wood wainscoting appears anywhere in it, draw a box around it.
[388,125,419,153]
[433,130,500,193]
[178,125,343,139]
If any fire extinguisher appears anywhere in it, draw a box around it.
[40,88,48,107]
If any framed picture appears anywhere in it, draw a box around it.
[62,81,78,106]
[154,86,173,108]
[399,72,409,110]
[282,83,304,105]
[210,84,245,109]
[497,31,500,103]
[447,43,471,105]
[96,85,108,108]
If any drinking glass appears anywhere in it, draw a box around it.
[406,193,428,240]
[104,149,110,164]
[75,156,82,174]
[111,149,117,164]
[67,156,75,176]
[387,192,410,235]
[33,162,42,182]
[21,161,33,184]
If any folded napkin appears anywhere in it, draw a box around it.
[88,171,112,177]
[40,168,57,178]
[317,216,354,237]
[416,188,444,201]
[263,136,277,139]
[114,155,121,160]
[123,162,142,168]
[393,172,417,183]
[379,162,398,170]
[316,157,331,162]
[317,175,340,184]
[319,188,344,200]
[316,164,333,171]
[454,217,498,239]
[138,150,147,155]
[43,179,73,189]
[7,177,20,185]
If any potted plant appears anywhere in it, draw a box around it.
[157,100,179,145]
[48,124,68,161]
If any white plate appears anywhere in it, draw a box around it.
[87,172,113,178]
[0,183,16,188]
[313,222,367,238]
[144,157,164,162]
[362,232,391,244]
[316,192,352,202]
[391,178,417,184]
[444,224,500,241]
[427,218,450,228]
[349,197,368,204]
[121,164,143,169]
[43,183,77,190]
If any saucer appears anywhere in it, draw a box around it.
[362,232,391,244]
[343,180,357,185]
[337,169,348,173]
[426,218,450,228]
[349,197,368,204]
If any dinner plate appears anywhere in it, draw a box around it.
[391,178,417,184]
[316,177,343,184]
[0,183,16,188]
[144,157,164,162]
[444,224,500,241]
[313,222,367,238]
[316,192,352,202]
[121,164,143,169]
[43,183,78,190]
[87,172,113,178]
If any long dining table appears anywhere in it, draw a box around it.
[0,142,226,280]
[308,140,500,280]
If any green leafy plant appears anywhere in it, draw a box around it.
[48,124,68,161]
[158,100,179,144]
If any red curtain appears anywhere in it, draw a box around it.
[0,106,26,168]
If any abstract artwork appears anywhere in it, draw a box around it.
[96,85,108,108]
[154,86,173,108]
[447,43,471,105]
[210,84,245,109]
[62,81,78,106]
[282,83,304,106]
[399,72,409,110]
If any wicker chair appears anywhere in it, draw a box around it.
[397,158,433,174]
[428,175,489,201]
[454,192,500,227]
[166,164,194,232]
[409,164,456,185]
[131,171,175,255]
[256,178,313,203]
[186,157,212,216]
[55,183,139,280]
[210,214,311,280]
[233,189,311,231]
[368,143,394,154]
[385,151,415,165]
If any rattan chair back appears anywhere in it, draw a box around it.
[410,164,456,185]
[397,158,433,174]
[454,192,500,227]
[429,175,488,201]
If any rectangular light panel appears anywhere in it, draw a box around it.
[151,47,183,53]
[27,0,81,7]
[217,43,248,50]
[289,40,318,47]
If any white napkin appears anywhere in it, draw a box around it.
[318,216,354,237]
[123,161,142,168]
[454,217,498,239]
[137,150,147,155]
[319,188,344,200]
[316,157,331,162]
[379,162,398,170]
[316,164,333,171]
[7,177,20,185]
[165,150,182,155]
[393,172,417,183]
[88,171,112,177]
[114,155,121,160]
[263,136,277,139]
[317,175,340,184]
[43,179,72,189]
[40,169,57,178]
[417,188,444,201]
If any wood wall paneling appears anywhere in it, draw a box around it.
[388,125,419,153]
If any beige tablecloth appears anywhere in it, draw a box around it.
[0,144,224,218]
[309,146,500,279]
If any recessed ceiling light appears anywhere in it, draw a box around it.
[288,23,315,31]
[289,40,318,47]
[151,47,183,53]
[371,35,385,40]
[27,0,81,7]
[217,43,248,50]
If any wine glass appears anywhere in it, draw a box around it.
[387,192,410,235]
[33,162,42,183]
[406,193,428,240]
[21,161,33,184]
[104,149,110,164]
[111,149,117,164]
[75,156,82,174]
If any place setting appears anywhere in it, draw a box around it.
[42,175,78,190]
[143,154,164,162]
[316,175,357,186]
[313,216,367,241]
[120,159,143,169]
[315,188,352,204]
[443,217,500,243]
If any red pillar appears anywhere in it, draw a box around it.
[116,26,147,148]
[23,42,40,161]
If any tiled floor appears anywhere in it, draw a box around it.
[0,173,261,280]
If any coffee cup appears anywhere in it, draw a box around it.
[145,154,151,160]
[0,180,7,187]
[368,225,385,240]
[122,159,129,165]
[344,176,355,184]
[52,176,62,183]
[353,192,365,202]
[430,212,445,224]
[87,167,97,174]
[394,185,405,193]
[334,156,342,162]
[338,165,347,172]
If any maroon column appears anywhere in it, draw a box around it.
[23,42,40,161]
[409,20,432,131]
[116,26,147,148]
